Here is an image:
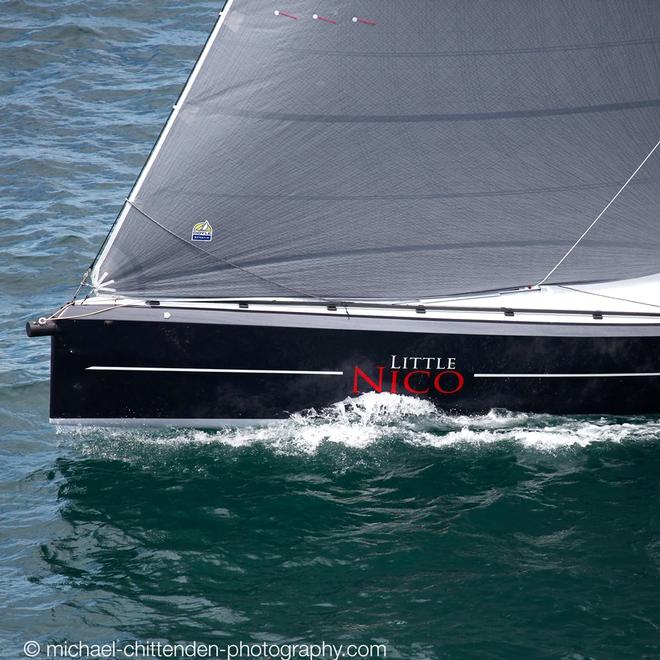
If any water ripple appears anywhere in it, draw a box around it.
[3,2,660,658]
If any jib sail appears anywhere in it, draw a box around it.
[92,0,660,301]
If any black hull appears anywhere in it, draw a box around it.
[45,305,660,425]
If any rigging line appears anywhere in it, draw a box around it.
[52,303,136,321]
[537,136,660,287]
[71,266,91,302]
[124,199,330,302]
[42,299,131,323]
[50,267,94,318]
[557,284,660,310]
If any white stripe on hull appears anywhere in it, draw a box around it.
[86,366,344,376]
[87,367,660,378]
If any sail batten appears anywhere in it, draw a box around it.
[92,0,660,300]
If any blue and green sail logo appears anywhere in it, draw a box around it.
[191,221,213,242]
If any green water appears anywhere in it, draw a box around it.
[4,389,660,659]
[3,1,660,658]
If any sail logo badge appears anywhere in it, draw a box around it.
[191,221,213,242]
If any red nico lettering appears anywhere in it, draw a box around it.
[434,370,465,394]
[403,370,431,394]
[353,366,384,393]
[352,367,465,396]
[390,369,399,393]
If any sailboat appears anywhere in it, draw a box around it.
[27,0,660,426]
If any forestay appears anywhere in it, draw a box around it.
[92,0,660,301]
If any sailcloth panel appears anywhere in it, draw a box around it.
[94,0,660,300]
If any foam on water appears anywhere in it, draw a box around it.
[57,392,660,458]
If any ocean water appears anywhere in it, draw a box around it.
[2,2,660,659]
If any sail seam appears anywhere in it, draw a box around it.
[193,98,660,124]
[173,176,659,202]
[226,35,660,59]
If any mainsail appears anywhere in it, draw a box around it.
[92,0,660,301]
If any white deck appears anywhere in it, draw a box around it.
[58,273,660,327]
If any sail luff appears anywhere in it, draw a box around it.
[91,0,235,290]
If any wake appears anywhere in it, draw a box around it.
[56,392,660,455]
